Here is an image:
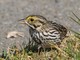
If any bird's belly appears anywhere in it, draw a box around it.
[32,30,61,46]
[41,40,57,48]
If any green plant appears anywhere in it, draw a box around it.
[70,12,80,38]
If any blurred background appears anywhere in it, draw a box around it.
[0,0,80,53]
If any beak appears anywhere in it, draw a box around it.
[18,18,34,29]
[18,18,26,24]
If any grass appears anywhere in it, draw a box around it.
[0,33,80,60]
[0,12,80,60]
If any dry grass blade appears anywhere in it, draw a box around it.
[6,31,24,38]
[53,45,69,57]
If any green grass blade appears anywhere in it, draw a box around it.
[70,17,80,25]
[72,12,80,21]
[70,29,80,35]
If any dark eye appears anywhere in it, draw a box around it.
[30,18,34,21]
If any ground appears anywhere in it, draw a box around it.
[0,0,80,54]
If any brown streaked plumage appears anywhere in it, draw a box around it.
[21,15,67,54]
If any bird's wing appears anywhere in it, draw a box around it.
[51,22,67,39]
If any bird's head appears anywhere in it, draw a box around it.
[20,15,47,29]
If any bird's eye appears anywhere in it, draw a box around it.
[30,18,34,21]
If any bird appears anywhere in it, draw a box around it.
[20,15,67,54]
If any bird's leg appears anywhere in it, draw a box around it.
[38,44,46,55]
[41,44,47,58]
[38,45,42,55]
[42,45,46,55]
